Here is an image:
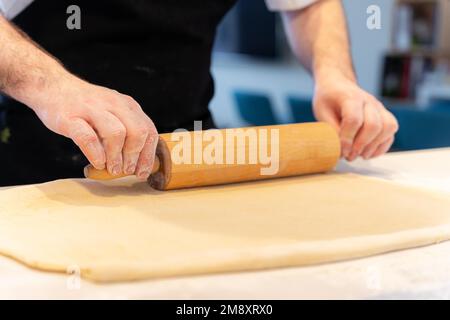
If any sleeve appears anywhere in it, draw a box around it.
[0,0,34,19]
[0,1,5,16]
[265,0,320,11]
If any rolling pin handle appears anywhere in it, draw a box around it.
[84,156,161,181]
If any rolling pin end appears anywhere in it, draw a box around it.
[83,166,90,179]
[84,156,161,181]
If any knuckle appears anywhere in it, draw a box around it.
[368,94,378,102]
[148,127,158,139]
[381,119,398,136]
[389,119,399,134]
[55,118,70,133]
[376,101,386,110]
[383,111,399,131]
[123,95,142,111]
[147,134,158,147]
[107,90,122,103]
[122,94,135,103]
[145,125,159,141]
[365,119,382,133]
[76,133,97,146]
[106,126,126,140]
[343,115,362,128]
[128,125,149,141]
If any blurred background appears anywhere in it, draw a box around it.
[1,0,449,152]
[211,0,450,152]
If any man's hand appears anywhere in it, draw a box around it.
[282,0,399,160]
[33,76,159,179]
[0,16,158,179]
[313,73,398,161]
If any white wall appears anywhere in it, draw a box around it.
[210,0,395,128]
[343,0,394,93]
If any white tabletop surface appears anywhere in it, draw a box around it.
[1,148,450,300]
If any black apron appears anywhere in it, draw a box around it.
[0,0,236,186]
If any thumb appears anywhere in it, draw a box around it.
[338,99,365,158]
[313,102,340,133]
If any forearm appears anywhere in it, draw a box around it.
[0,15,75,110]
[281,0,398,161]
[282,0,356,83]
[0,15,159,178]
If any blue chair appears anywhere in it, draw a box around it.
[389,106,450,150]
[287,96,316,123]
[428,98,450,113]
[235,93,450,151]
[287,96,450,151]
[233,91,278,126]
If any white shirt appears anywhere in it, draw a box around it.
[265,0,320,11]
[0,0,32,19]
[0,0,320,19]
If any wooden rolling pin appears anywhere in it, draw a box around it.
[84,122,340,190]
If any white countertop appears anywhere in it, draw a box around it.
[1,148,450,300]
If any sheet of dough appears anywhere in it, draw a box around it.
[0,173,450,283]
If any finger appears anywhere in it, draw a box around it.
[89,111,126,176]
[361,108,399,159]
[108,96,151,175]
[372,137,395,158]
[339,99,364,159]
[67,118,106,170]
[347,103,382,161]
[135,132,159,180]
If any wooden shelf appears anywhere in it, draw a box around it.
[381,0,450,101]
[386,49,450,59]
[391,0,450,52]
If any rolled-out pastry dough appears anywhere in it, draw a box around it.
[0,173,450,282]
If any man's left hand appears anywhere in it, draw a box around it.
[313,73,399,161]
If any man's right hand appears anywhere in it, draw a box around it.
[33,76,159,180]
[0,16,159,180]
